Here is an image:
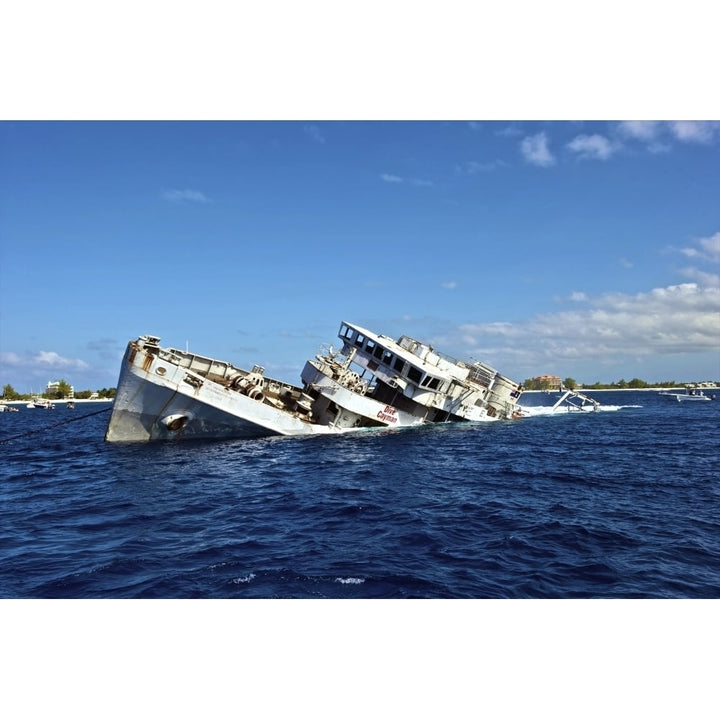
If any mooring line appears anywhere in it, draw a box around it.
[0,406,111,444]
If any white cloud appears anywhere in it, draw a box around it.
[441,281,458,290]
[1,350,89,371]
[521,122,720,168]
[0,351,22,365]
[679,267,720,288]
[567,134,618,160]
[520,132,555,167]
[616,121,661,142]
[617,121,720,150]
[456,160,506,174]
[496,124,523,137]
[432,283,720,375]
[698,232,720,262]
[380,174,432,186]
[162,189,209,203]
[679,231,720,262]
[670,121,720,144]
[35,351,90,370]
[570,292,588,302]
[303,124,326,144]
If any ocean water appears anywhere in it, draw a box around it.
[1,391,719,599]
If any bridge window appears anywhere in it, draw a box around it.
[420,376,441,390]
[393,357,405,373]
[407,366,422,383]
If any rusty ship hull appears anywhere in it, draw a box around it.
[105,337,340,442]
[105,322,527,443]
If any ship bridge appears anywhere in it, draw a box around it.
[338,322,453,395]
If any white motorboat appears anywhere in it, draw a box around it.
[659,387,715,402]
[105,321,528,442]
[26,398,55,409]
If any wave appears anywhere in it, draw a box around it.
[520,403,638,416]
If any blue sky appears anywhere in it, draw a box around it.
[1,120,718,392]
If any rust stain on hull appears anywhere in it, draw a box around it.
[142,352,153,372]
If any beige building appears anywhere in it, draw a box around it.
[46,381,74,398]
[531,374,562,390]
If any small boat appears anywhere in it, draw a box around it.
[550,388,600,412]
[106,321,531,442]
[659,387,715,402]
[0,403,19,412]
[26,398,55,409]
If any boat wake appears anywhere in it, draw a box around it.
[521,403,639,417]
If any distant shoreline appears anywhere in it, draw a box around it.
[523,386,719,393]
[3,388,719,406]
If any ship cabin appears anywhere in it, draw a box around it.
[340,318,451,379]
[335,321,523,421]
[336,321,483,420]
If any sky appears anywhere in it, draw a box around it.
[1,119,719,393]
[1,2,719,394]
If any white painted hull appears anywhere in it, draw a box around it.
[106,322,528,442]
[660,393,712,402]
[26,401,54,409]
[105,341,339,442]
[301,360,425,429]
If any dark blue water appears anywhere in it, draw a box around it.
[1,391,719,598]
